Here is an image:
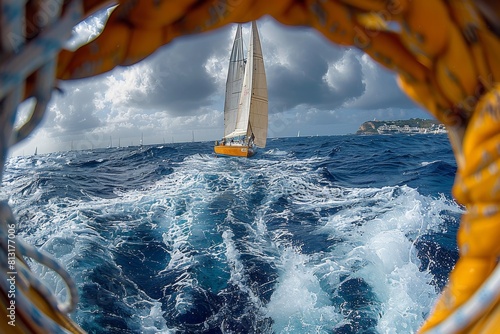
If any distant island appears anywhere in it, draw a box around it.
[356,118,446,135]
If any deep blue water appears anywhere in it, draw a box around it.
[2,134,462,333]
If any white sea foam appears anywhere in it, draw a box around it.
[265,248,341,333]
[421,160,441,166]
[264,148,289,156]
[247,155,461,333]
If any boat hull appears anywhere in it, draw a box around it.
[214,145,255,157]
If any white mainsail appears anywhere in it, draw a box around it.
[225,22,268,148]
[223,24,245,138]
[247,21,268,148]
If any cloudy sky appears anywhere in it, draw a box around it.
[11,13,430,156]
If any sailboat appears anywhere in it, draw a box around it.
[214,21,268,157]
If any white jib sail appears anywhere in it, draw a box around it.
[223,24,246,138]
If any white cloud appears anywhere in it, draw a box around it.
[344,53,417,110]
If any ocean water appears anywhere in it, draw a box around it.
[2,134,462,333]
